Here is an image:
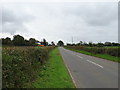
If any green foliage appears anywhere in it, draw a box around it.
[33,48,75,88]
[2,46,54,88]
[65,47,119,62]
[13,35,25,46]
[57,40,64,46]
[2,37,12,45]
[29,38,37,46]
[42,39,48,46]
[66,46,119,57]
[2,35,49,46]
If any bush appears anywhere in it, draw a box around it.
[2,46,54,88]
[66,46,119,57]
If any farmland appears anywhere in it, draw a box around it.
[65,46,120,62]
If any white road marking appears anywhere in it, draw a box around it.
[87,60,103,68]
[65,65,77,88]
[76,55,83,59]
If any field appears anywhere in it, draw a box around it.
[65,46,120,62]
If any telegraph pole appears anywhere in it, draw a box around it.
[72,36,73,44]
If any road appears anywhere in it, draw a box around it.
[59,47,118,88]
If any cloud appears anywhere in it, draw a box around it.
[63,2,117,26]
[2,7,34,35]
[1,2,118,43]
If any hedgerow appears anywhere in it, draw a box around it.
[66,46,120,57]
[2,46,54,88]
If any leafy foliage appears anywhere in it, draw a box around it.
[2,46,54,88]
[66,46,120,57]
[57,40,64,46]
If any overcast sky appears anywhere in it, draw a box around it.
[0,0,118,44]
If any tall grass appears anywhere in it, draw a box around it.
[2,46,54,88]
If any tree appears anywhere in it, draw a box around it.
[2,37,12,45]
[112,42,119,46]
[104,42,112,46]
[51,41,55,46]
[13,35,25,46]
[24,40,30,46]
[43,39,48,46]
[88,42,93,47]
[57,40,64,46]
[83,42,88,46]
[80,41,83,46]
[29,38,37,46]
[97,42,104,47]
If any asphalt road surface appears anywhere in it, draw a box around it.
[59,47,118,88]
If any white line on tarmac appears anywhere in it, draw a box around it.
[87,60,104,68]
[76,55,83,59]
[65,65,77,88]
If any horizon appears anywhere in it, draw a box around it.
[1,0,119,44]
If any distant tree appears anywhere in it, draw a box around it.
[88,42,93,47]
[0,38,1,45]
[97,42,104,47]
[76,43,80,46]
[83,42,88,46]
[80,41,83,46]
[112,42,119,46]
[51,41,55,46]
[92,43,97,46]
[13,35,25,46]
[46,42,48,46]
[104,42,112,46]
[57,40,64,46]
[67,43,72,46]
[29,38,37,46]
[2,37,12,45]
[72,43,76,46]
[24,40,30,46]
[43,39,48,46]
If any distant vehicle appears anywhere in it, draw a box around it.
[38,45,44,47]
[36,42,44,46]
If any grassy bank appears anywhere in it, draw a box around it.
[32,47,75,88]
[64,47,119,63]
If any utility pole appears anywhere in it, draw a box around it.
[72,36,73,44]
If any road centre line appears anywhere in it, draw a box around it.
[87,60,104,68]
[76,55,83,59]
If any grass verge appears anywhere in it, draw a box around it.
[64,47,119,63]
[32,47,75,88]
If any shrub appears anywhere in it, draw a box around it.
[2,46,54,88]
[66,46,119,57]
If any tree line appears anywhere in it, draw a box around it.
[67,41,120,47]
[1,34,55,46]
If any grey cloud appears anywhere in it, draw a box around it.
[2,8,34,35]
[1,2,118,43]
[63,2,117,26]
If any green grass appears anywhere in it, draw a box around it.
[64,47,120,63]
[32,47,75,88]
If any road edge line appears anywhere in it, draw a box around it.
[58,47,77,88]
[65,64,77,88]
